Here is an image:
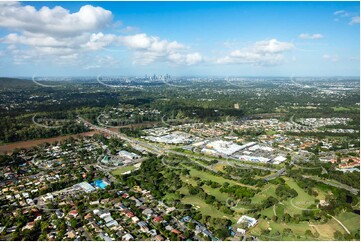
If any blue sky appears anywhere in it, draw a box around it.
[0,1,359,76]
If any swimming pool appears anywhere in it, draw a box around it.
[92,179,108,189]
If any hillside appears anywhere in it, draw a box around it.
[0,77,35,88]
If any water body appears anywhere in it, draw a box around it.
[92,179,108,189]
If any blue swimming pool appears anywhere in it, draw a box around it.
[92,179,108,189]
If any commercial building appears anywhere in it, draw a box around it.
[272,155,287,164]
[237,215,258,228]
[237,155,270,163]
[204,140,243,156]
[119,150,141,160]
[77,182,96,193]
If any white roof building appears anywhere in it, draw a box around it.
[122,233,134,241]
[205,140,243,156]
[237,215,258,228]
[77,182,96,193]
[238,155,270,163]
[273,155,287,164]
[119,150,141,160]
[248,145,274,152]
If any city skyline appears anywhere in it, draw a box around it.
[0,1,360,76]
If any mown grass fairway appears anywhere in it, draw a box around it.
[111,165,136,175]
[182,195,236,222]
[251,183,277,204]
[183,164,255,188]
[335,211,360,234]
[213,163,226,171]
[283,178,319,215]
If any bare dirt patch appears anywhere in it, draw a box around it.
[0,131,98,154]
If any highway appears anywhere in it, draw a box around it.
[302,175,359,195]
[78,116,359,196]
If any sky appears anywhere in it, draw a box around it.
[0,1,359,77]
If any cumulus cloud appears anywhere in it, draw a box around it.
[0,2,113,37]
[0,2,202,67]
[82,32,118,50]
[0,2,114,64]
[299,33,324,39]
[120,33,202,65]
[216,39,294,66]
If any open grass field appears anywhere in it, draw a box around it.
[313,187,329,200]
[251,218,341,241]
[332,106,351,111]
[180,175,198,186]
[178,168,250,222]
[181,195,236,222]
[258,178,319,217]
[335,211,360,234]
[202,184,228,202]
[250,219,318,241]
[308,219,344,240]
[265,130,278,135]
[182,170,242,204]
[331,106,360,112]
[283,178,318,214]
[111,165,136,175]
[251,183,277,204]
[260,205,276,218]
[252,178,357,241]
[183,165,256,189]
[291,106,318,110]
[212,163,226,172]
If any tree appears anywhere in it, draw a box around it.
[41,221,49,232]
[333,231,343,240]
[70,218,77,228]
[282,228,293,236]
[214,227,230,240]
[305,229,313,238]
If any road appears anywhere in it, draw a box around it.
[79,116,360,196]
[302,175,359,195]
[273,204,277,216]
[78,116,283,177]
[264,168,286,181]
[328,214,350,234]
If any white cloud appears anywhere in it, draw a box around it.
[333,10,359,25]
[120,33,202,65]
[334,10,349,17]
[0,2,114,65]
[216,39,294,66]
[253,39,294,53]
[323,54,339,62]
[349,16,360,25]
[82,32,118,50]
[185,53,203,65]
[299,33,324,39]
[0,2,202,67]
[0,2,113,37]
